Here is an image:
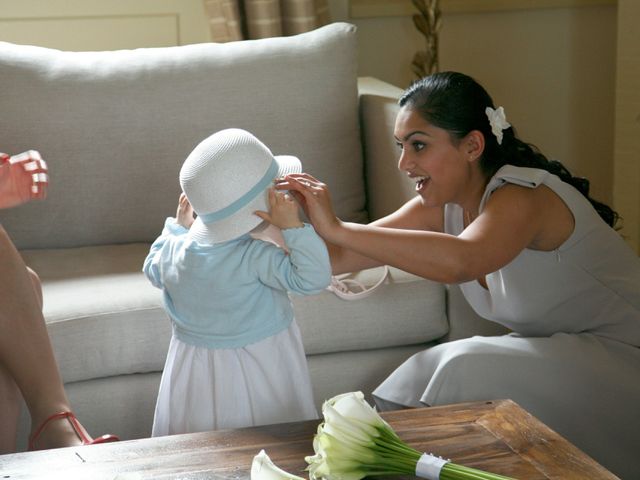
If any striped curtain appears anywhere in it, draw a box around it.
[203,0,330,42]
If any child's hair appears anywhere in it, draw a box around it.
[399,71,620,228]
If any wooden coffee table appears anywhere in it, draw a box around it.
[0,399,618,479]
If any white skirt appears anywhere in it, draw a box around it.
[152,320,318,436]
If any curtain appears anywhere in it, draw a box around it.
[203,0,330,42]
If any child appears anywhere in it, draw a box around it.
[143,128,331,436]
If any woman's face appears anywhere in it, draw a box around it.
[394,106,472,208]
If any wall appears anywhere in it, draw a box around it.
[613,0,640,252]
[0,0,210,50]
[330,0,617,212]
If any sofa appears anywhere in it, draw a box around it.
[0,23,504,450]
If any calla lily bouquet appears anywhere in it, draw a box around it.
[304,392,514,480]
[251,392,515,480]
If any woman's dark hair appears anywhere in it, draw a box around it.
[399,71,620,228]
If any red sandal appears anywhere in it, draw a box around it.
[28,411,119,451]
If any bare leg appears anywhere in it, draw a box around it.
[0,226,87,452]
[0,362,20,452]
[27,267,43,310]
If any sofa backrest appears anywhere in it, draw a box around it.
[0,23,365,249]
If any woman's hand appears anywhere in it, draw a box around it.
[176,193,195,229]
[0,150,48,209]
[255,188,303,230]
[273,173,342,241]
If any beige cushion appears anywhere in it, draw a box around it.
[0,22,366,249]
[17,345,433,447]
[21,244,448,384]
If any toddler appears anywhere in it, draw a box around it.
[143,128,331,435]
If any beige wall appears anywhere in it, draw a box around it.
[613,0,640,252]
[331,1,617,209]
[0,0,210,50]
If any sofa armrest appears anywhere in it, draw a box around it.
[358,77,416,221]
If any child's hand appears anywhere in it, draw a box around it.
[176,193,195,229]
[255,188,303,230]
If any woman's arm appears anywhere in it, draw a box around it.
[326,196,443,274]
[277,174,443,275]
[280,175,547,283]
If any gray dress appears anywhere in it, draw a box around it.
[373,165,640,479]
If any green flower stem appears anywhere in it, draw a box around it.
[370,447,420,471]
[441,463,516,480]
[363,457,415,473]
[375,453,417,468]
[373,428,422,460]
[373,426,515,480]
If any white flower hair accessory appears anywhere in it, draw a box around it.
[485,106,511,145]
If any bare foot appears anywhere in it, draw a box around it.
[176,193,195,229]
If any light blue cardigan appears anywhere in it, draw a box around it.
[143,219,331,349]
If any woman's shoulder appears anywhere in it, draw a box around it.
[480,166,549,214]
[487,165,549,193]
[482,165,576,216]
[483,167,579,251]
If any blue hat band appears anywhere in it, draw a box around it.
[197,160,278,224]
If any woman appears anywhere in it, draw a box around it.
[0,150,118,452]
[276,72,640,478]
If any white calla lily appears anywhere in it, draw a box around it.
[324,391,385,427]
[305,392,515,480]
[251,449,306,480]
[321,405,377,445]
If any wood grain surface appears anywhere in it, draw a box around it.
[0,399,618,480]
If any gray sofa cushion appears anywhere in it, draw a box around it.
[21,244,448,384]
[0,22,366,249]
[17,345,435,447]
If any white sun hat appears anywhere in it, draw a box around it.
[180,128,301,245]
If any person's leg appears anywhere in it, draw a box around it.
[27,267,43,310]
[0,362,21,452]
[0,226,87,451]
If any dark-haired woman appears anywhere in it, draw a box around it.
[276,72,640,478]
